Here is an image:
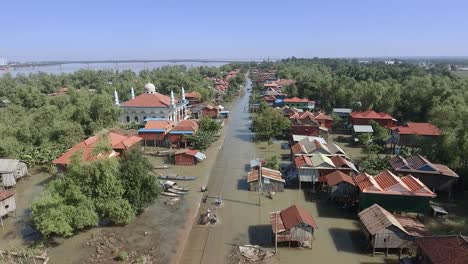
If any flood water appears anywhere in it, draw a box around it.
[181,78,396,263]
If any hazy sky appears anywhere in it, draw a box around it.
[2,0,468,61]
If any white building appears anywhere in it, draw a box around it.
[117,82,189,123]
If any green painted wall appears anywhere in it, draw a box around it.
[359,193,431,214]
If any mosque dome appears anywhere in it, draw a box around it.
[144,82,156,93]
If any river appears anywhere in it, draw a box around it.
[0,62,227,76]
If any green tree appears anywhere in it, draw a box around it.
[252,107,291,141]
[265,155,279,171]
[199,116,221,134]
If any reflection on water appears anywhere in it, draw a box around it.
[0,62,228,76]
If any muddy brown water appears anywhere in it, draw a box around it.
[181,79,397,264]
[1,77,396,264]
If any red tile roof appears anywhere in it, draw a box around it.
[350,109,394,120]
[172,120,199,132]
[294,155,313,168]
[354,171,436,197]
[325,170,356,187]
[416,235,468,264]
[0,190,14,201]
[175,148,199,156]
[279,205,318,230]
[314,112,333,121]
[284,97,315,103]
[52,132,142,165]
[393,122,441,136]
[185,91,201,99]
[144,120,174,133]
[121,92,177,107]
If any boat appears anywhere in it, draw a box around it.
[154,165,171,169]
[161,192,182,197]
[166,188,188,195]
[171,185,189,192]
[157,174,198,181]
[161,180,189,192]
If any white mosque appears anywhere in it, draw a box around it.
[115,82,189,124]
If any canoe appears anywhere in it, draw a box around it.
[154,165,171,169]
[171,185,189,192]
[161,192,182,197]
[157,175,198,181]
[166,188,188,195]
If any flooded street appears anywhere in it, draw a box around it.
[181,78,396,264]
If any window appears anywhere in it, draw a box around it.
[126,116,130,122]
[134,116,139,122]
[5,204,9,209]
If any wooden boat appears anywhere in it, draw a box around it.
[157,174,198,181]
[154,165,171,169]
[161,191,182,197]
[166,188,188,195]
[171,185,189,192]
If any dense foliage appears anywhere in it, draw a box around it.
[188,116,222,151]
[252,103,291,141]
[31,149,157,238]
[266,58,467,179]
[0,65,238,167]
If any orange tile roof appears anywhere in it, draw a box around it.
[52,132,142,165]
[172,120,199,132]
[314,112,333,121]
[374,170,400,189]
[350,109,394,120]
[325,170,356,187]
[294,155,313,168]
[185,91,201,99]
[284,97,315,103]
[144,120,174,133]
[247,167,285,183]
[121,92,177,108]
[393,122,441,136]
[278,205,318,230]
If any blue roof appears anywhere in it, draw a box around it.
[275,99,283,103]
[219,111,230,114]
[169,131,194,135]
[138,129,166,133]
[144,117,167,122]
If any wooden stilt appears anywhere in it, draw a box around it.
[386,247,389,257]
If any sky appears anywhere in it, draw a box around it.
[2,0,468,61]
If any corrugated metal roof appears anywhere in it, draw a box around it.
[0,159,24,173]
[353,125,374,133]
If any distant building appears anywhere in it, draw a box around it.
[184,91,201,105]
[390,122,441,147]
[350,110,396,127]
[0,159,29,187]
[283,97,315,110]
[168,119,200,148]
[332,108,352,118]
[118,83,188,124]
[269,205,318,248]
[358,204,430,256]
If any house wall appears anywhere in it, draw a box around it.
[201,108,219,118]
[414,173,457,193]
[174,154,196,166]
[359,193,431,214]
[352,118,395,127]
[249,181,284,192]
[0,196,16,217]
[328,183,357,200]
[277,224,314,243]
[398,134,439,147]
[371,226,414,249]
[292,125,319,136]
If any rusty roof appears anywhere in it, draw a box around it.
[350,109,394,120]
[325,170,356,187]
[294,155,313,168]
[0,190,14,201]
[278,205,318,230]
[172,120,199,132]
[389,155,458,178]
[393,122,441,136]
[416,235,468,264]
[359,204,428,237]
[247,167,285,183]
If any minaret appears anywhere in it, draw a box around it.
[170,90,175,106]
[131,87,135,99]
[170,90,176,121]
[181,86,186,102]
[114,90,120,106]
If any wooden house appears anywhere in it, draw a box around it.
[354,170,436,214]
[270,205,318,248]
[313,112,334,130]
[358,204,430,256]
[247,167,285,192]
[350,110,397,127]
[173,149,206,166]
[414,235,468,264]
[323,170,357,202]
[169,120,200,148]
[0,190,16,226]
[283,97,315,110]
[185,91,201,105]
[138,119,174,147]
[389,154,458,194]
[0,159,29,187]
[390,122,441,148]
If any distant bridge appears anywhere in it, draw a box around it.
[9,58,273,68]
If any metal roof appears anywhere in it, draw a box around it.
[353,125,374,133]
[0,159,25,173]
